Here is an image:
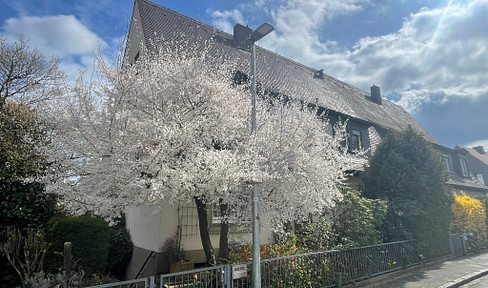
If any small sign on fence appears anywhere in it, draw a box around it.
[232,264,247,280]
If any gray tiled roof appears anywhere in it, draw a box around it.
[131,0,437,143]
[457,146,488,166]
[447,171,488,191]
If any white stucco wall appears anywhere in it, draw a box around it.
[126,202,275,257]
[125,204,179,252]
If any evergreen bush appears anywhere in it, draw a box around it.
[0,180,57,287]
[297,187,387,251]
[107,216,133,279]
[44,215,110,276]
[361,127,452,258]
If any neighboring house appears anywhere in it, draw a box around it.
[436,145,488,199]
[123,0,438,278]
[455,146,488,190]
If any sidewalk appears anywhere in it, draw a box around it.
[354,251,488,288]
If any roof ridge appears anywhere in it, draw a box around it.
[137,0,226,37]
[255,46,318,74]
[138,1,372,99]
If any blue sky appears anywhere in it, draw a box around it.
[1,0,487,150]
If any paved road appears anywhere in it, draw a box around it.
[355,250,488,288]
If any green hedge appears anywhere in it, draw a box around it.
[0,180,56,241]
[45,215,110,276]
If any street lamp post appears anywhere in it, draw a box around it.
[233,22,274,288]
[249,23,274,288]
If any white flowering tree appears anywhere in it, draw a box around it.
[48,40,359,263]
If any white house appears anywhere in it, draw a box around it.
[123,0,437,278]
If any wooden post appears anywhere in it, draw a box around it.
[63,242,73,273]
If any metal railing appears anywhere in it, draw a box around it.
[159,265,230,288]
[85,276,155,288]
[87,239,454,288]
[232,240,439,288]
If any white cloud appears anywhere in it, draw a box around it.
[468,140,488,152]
[239,0,487,147]
[209,9,245,34]
[2,15,108,81]
[208,0,368,58]
[3,15,106,56]
[260,0,488,115]
[253,0,368,75]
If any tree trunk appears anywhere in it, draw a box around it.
[218,199,229,261]
[194,197,216,265]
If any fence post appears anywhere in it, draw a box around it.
[461,234,467,255]
[148,276,155,288]
[63,242,73,273]
[449,235,454,256]
[224,265,232,288]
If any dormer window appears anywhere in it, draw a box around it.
[460,158,469,177]
[476,174,485,185]
[349,130,362,152]
[442,155,450,172]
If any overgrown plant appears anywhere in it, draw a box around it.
[298,187,387,251]
[1,228,48,287]
[361,127,452,258]
[451,192,488,249]
[229,242,305,263]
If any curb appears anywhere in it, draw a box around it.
[438,268,488,288]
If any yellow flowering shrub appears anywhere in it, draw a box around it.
[451,192,488,245]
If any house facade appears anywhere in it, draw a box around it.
[123,0,438,278]
[456,146,488,186]
[436,144,488,199]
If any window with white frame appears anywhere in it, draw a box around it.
[211,201,251,226]
[476,173,485,185]
[443,155,450,172]
[460,158,469,177]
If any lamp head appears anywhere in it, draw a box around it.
[251,23,274,42]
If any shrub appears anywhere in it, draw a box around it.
[297,187,387,251]
[0,181,57,239]
[107,216,133,279]
[229,242,333,287]
[0,180,57,287]
[452,192,488,249]
[44,216,110,276]
[229,242,304,264]
[361,127,452,254]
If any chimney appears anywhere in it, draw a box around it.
[233,24,252,51]
[473,146,485,154]
[370,85,382,105]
